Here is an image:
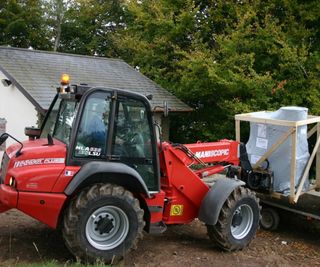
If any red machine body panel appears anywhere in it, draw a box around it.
[18,191,66,228]
[3,138,67,192]
[9,165,65,192]
[0,184,18,212]
[157,140,241,225]
[52,166,81,192]
[0,138,70,228]
[6,138,66,159]
[159,142,210,224]
[185,139,240,165]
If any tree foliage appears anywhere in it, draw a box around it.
[0,0,50,49]
[58,0,127,55]
[0,0,319,142]
[113,0,320,142]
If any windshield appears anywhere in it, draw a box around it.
[41,96,78,144]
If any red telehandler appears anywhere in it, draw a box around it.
[0,76,261,263]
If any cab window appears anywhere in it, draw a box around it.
[112,97,157,191]
[74,92,111,158]
[41,96,78,145]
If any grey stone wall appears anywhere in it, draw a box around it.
[0,118,6,151]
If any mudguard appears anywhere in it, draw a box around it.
[64,161,150,198]
[198,178,245,225]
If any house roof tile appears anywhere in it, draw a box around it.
[0,47,192,114]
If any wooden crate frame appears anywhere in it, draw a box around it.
[235,111,320,203]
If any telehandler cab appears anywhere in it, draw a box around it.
[0,76,260,263]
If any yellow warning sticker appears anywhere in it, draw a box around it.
[170,205,184,216]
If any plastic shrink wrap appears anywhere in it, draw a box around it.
[246,107,310,194]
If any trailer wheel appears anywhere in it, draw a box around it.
[62,183,144,264]
[207,187,260,251]
[260,207,280,231]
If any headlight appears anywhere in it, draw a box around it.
[9,176,16,187]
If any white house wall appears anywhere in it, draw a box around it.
[0,72,38,160]
[153,113,169,141]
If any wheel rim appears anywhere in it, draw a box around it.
[231,204,254,239]
[85,206,129,250]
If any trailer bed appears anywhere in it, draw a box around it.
[258,190,320,220]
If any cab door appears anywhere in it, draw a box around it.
[111,94,159,192]
[71,90,112,162]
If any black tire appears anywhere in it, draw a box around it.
[260,207,280,231]
[207,187,260,251]
[62,183,145,264]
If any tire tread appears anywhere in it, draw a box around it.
[62,183,144,263]
[207,187,261,251]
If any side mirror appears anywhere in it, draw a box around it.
[0,133,9,146]
[0,133,24,157]
[25,127,41,140]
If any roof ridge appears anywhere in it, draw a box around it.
[0,46,124,62]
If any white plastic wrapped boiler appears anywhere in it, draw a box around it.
[246,107,310,194]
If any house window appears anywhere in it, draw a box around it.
[0,118,6,151]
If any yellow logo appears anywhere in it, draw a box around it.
[170,205,184,216]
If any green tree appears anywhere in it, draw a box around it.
[57,0,127,56]
[0,0,50,49]
[113,0,320,142]
[43,0,71,51]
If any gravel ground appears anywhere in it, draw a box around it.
[0,209,320,266]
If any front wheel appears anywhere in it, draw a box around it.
[62,184,144,264]
[207,187,260,251]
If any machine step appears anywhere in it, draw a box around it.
[149,221,167,234]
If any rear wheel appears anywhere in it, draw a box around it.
[207,187,260,251]
[62,183,144,264]
[260,207,280,231]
